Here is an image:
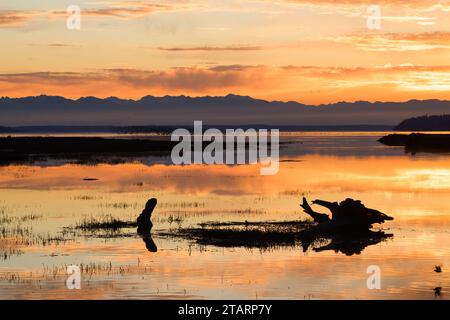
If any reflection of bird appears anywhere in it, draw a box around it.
[435,265,442,273]
[137,198,157,234]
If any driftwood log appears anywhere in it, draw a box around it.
[297,197,394,255]
[300,197,393,230]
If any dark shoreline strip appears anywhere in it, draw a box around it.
[378,133,450,152]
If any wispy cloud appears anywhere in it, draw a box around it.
[47,43,74,47]
[0,10,39,26]
[332,32,450,51]
[0,67,261,96]
[158,45,266,51]
[1,1,190,28]
[51,1,188,19]
[283,0,447,9]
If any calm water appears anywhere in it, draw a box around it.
[1,132,450,299]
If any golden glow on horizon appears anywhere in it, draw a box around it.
[1,1,450,103]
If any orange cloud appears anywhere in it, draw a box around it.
[158,46,266,51]
[333,31,450,51]
[1,64,450,103]
[1,1,188,29]
[50,1,189,19]
[0,10,39,26]
[283,0,447,9]
[0,67,265,97]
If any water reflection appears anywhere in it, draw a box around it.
[2,156,450,200]
[307,230,393,256]
[140,235,158,253]
[0,133,449,299]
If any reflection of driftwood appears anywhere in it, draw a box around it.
[300,229,393,256]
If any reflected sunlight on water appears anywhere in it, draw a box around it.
[0,132,449,299]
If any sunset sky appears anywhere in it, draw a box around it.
[1,0,450,103]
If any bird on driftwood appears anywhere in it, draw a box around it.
[137,198,157,234]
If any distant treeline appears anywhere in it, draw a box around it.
[0,126,19,133]
[0,125,393,134]
[379,133,450,153]
[119,125,394,133]
[395,114,450,131]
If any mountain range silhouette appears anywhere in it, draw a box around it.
[1,94,450,126]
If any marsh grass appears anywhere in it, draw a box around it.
[228,208,268,214]
[0,245,24,261]
[0,211,40,240]
[18,214,42,222]
[100,202,139,210]
[0,261,155,285]
[159,202,205,209]
[0,211,41,224]
[164,220,316,249]
[171,228,301,249]
[199,220,313,230]
[167,215,184,225]
[0,211,69,259]
[76,215,137,230]
[278,190,311,197]
[0,224,33,239]
[0,214,13,224]
[71,195,102,201]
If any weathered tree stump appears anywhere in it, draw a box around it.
[137,198,157,234]
[300,197,393,230]
[137,198,158,253]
